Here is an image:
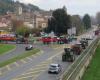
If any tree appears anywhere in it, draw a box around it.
[83,14,91,29]
[47,8,71,35]
[96,12,100,26]
[71,15,84,34]
[16,25,30,37]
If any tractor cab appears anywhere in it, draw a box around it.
[62,46,75,62]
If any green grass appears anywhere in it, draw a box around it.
[0,49,40,68]
[82,44,100,80]
[0,44,16,55]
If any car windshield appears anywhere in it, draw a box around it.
[49,65,57,69]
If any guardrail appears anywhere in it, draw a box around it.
[59,37,99,80]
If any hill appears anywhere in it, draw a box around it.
[0,0,42,15]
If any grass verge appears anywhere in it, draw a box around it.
[0,44,16,55]
[0,49,40,68]
[82,44,100,80]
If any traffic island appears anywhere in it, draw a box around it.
[0,44,16,55]
[0,48,40,68]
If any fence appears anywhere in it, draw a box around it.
[59,36,99,80]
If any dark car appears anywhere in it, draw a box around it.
[16,37,26,44]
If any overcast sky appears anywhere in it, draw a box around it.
[19,0,100,16]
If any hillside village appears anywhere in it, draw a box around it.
[0,0,52,33]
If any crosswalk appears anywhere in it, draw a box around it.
[12,59,52,80]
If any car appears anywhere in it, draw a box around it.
[25,45,33,50]
[48,64,61,74]
[16,37,26,44]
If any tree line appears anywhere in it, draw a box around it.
[44,7,91,36]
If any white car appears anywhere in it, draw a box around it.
[25,45,33,50]
[48,64,61,74]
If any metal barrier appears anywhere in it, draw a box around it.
[60,37,99,80]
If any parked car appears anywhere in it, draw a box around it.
[25,45,33,50]
[16,37,26,44]
[48,64,61,74]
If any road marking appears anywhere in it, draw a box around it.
[13,75,37,80]
[32,75,39,80]
[13,70,45,80]
[48,51,63,60]
[0,71,2,76]
[13,50,63,80]
[29,66,47,71]
[40,60,52,64]
[27,57,33,61]
[21,60,27,64]
[32,55,37,58]
[14,62,19,67]
[21,70,45,76]
[6,65,11,71]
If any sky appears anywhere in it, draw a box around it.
[18,0,100,16]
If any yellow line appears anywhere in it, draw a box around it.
[48,51,63,60]
[6,65,11,70]
[14,70,45,80]
[14,62,19,67]
[0,71,2,75]
[40,60,52,64]
[32,55,37,58]
[13,75,37,80]
[32,75,39,80]
[21,60,27,63]
[35,64,49,68]
[13,50,63,80]
[29,66,47,71]
[27,57,33,61]
[20,70,45,76]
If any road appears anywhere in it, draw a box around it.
[0,44,26,62]
[0,27,96,80]
[0,45,64,80]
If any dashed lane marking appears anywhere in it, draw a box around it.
[12,75,37,80]
[0,71,2,76]
[12,50,63,80]
[19,69,46,77]
[27,57,33,61]
[20,60,27,64]
[14,62,19,67]
[12,60,51,80]
[6,65,11,71]
[13,70,45,80]
[32,55,38,58]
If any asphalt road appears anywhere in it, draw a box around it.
[0,45,64,80]
[0,26,97,80]
[13,28,96,80]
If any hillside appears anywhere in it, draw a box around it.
[0,0,42,15]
